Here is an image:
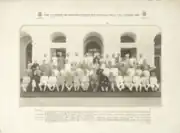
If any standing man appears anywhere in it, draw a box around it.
[31,60,39,76]
[43,53,49,64]
[138,53,145,67]
[57,52,65,71]
[40,60,52,76]
[52,52,58,67]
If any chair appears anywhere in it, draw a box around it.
[115,76,125,91]
[39,76,49,91]
[47,76,58,91]
[150,76,159,91]
[124,76,133,91]
[21,76,31,92]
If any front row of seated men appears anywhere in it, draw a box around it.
[21,66,160,93]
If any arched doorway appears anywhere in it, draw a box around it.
[154,33,161,83]
[84,32,103,56]
[50,32,67,58]
[26,43,32,67]
[20,32,32,78]
[120,32,137,58]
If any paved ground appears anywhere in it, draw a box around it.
[20,92,161,97]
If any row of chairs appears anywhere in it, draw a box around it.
[21,75,160,92]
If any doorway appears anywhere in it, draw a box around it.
[51,48,66,58]
[84,32,103,56]
[120,48,137,58]
[26,43,32,68]
[154,56,161,83]
[85,41,101,56]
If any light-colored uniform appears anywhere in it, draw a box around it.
[52,56,58,66]
[115,76,124,91]
[150,76,159,91]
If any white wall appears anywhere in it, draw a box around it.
[21,25,160,66]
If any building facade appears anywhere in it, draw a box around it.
[20,25,161,78]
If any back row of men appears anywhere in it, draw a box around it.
[27,52,154,78]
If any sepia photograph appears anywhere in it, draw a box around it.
[20,25,161,105]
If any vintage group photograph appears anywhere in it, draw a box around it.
[20,25,161,99]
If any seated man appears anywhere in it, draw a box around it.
[109,72,116,92]
[135,66,143,77]
[65,71,73,92]
[47,76,58,92]
[102,67,110,92]
[140,76,150,92]
[39,74,49,91]
[31,79,36,92]
[110,68,119,77]
[141,69,151,91]
[126,67,136,77]
[80,76,90,92]
[97,65,110,92]
[132,74,141,92]
[89,68,99,92]
[32,67,41,92]
[21,76,31,92]
[52,65,59,77]
[142,69,150,77]
[73,72,81,92]
[149,72,159,92]
[124,76,133,91]
[57,70,65,92]
[115,73,125,92]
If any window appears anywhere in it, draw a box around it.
[51,32,66,43]
[121,32,136,43]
